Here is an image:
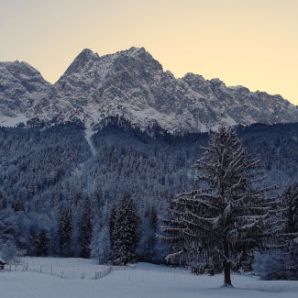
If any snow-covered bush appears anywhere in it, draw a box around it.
[0,242,17,263]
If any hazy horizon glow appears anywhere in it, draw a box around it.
[1,0,297,104]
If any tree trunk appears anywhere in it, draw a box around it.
[223,263,232,287]
[223,239,233,287]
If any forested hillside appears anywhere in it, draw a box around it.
[0,120,297,261]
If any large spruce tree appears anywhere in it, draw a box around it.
[161,127,279,286]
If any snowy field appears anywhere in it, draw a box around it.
[1,257,298,298]
[6,257,112,279]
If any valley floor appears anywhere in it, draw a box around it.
[1,257,298,298]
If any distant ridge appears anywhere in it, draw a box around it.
[0,47,297,133]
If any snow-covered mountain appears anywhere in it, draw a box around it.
[0,60,73,127]
[0,47,297,133]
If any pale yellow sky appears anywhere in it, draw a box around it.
[1,0,297,104]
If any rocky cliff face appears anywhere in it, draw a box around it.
[0,47,297,133]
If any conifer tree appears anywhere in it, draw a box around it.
[284,183,298,238]
[34,229,50,256]
[283,183,298,278]
[255,183,298,280]
[78,199,92,258]
[58,206,72,256]
[161,127,279,286]
[110,196,140,265]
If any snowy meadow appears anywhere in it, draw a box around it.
[1,258,298,298]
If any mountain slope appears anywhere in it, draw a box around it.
[0,122,297,259]
[0,47,297,133]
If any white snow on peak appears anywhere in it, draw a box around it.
[0,47,297,133]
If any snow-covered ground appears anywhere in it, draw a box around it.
[1,258,298,298]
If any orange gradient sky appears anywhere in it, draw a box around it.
[1,0,297,104]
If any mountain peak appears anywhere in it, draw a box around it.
[112,46,163,72]
[61,48,99,77]
[125,46,147,56]
[0,60,43,77]
[78,48,98,59]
